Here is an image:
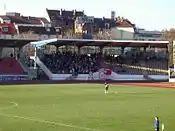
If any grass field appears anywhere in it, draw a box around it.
[0,84,175,131]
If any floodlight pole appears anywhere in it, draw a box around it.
[34,47,37,69]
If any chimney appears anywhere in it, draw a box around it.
[74,9,76,15]
[111,11,116,20]
[60,9,62,15]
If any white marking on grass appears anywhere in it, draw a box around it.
[0,101,101,131]
[0,101,18,110]
[0,113,102,131]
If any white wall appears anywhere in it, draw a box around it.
[0,17,3,23]
[1,48,13,57]
[169,78,175,82]
[50,74,168,81]
[111,27,134,40]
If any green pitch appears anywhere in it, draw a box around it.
[0,84,174,131]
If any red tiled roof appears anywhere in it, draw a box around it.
[0,15,48,25]
[7,15,30,24]
[117,20,133,28]
[21,16,43,25]
[0,15,10,20]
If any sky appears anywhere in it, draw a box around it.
[0,0,173,31]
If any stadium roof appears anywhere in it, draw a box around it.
[0,39,33,47]
[30,38,169,48]
[0,37,169,48]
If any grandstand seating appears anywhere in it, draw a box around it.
[113,64,167,75]
[41,52,101,74]
[0,58,25,75]
[40,49,168,76]
[104,51,168,75]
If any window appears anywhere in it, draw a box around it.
[51,16,55,20]
[3,20,10,23]
[105,23,110,29]
[56,13,60,17]
[2,27,9,32]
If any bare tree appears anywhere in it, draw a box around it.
[93,29,112,40]
[21,30,35,34]
[62,28,82,39]
[162,28,175,66]
[62,28,73,38]
[162,28,175,42]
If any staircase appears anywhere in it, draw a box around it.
[66,75,78,80]
[140,61,152,80]
[18,58,37,77]
[0,48,3,58]
[30,56,52,79]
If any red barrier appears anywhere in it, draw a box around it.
[0,80,174,89]
[0,79,168,85]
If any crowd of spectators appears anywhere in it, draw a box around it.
[42,52,101,74]
[39,49,168,75]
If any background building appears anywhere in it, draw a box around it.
[134,28,163,41]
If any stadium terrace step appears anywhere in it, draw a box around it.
[0,58,26,74]
[104,62,168,75]
[18,58,37,77]
[30,56,52,79]
[143,74,154,80]
[0,48,3,58]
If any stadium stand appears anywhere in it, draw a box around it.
[0,9,169,81]
[0,57,25,75]
[41,52,101,74]
[38,47,168,76]
[103,50,168,75]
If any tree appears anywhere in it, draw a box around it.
[162,28,175,66]
[93,29,112,40]
[162,28,175,42]
[62,28,82,39]
[21,30,35,34]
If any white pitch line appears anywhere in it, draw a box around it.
[0,101,18,110]
[0,101,101,131]
[0,113,102,131]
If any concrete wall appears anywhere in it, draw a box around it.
[51,73,168,81]
[1,48,13,57]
